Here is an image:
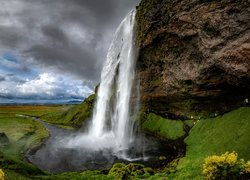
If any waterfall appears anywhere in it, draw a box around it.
[66,10,139,159]
[89,10,137,154]
[28,11,159,172]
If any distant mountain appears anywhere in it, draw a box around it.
[0,97,83,105]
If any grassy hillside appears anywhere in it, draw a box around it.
[141,113,187,140]
[0,105,249,179]
[41,94,96,128]
[169,107,250,179]
[39,105,250,179]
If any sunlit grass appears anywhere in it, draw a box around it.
[0,105,65,117]
[0,106,52,179]
[169,107,250,179]
[41,94,96,127]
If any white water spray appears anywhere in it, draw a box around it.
[66,11,139,159]
[90,10,137,151]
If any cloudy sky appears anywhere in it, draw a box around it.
[0,0,140,103]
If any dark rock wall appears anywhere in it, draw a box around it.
[136,0,250,117]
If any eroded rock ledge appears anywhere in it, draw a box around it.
[136,0,250,117]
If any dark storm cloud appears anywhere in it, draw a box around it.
[0,0,140,83]
[41,25,69,45]
[0,75,5,82]
[0,26,23,48]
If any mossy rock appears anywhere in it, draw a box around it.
[141,113,186,140]
[108,163,154,179]
[169,107,250,179]
[0,133,9,147]
[108,163,128,179]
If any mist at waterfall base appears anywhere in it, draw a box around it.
[27,11,170,172]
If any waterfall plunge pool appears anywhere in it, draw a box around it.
[26,117,178,173]
[27,10,181,173]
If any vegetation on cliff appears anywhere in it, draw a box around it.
[132,107,250,179]
[0,0,249,179]
[141,112,186,140]
[0,98,249,179]
[41,94,96,128]
[134,0,250,178]
[202,151,250,179]
[169,107,250,179]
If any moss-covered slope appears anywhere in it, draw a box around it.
[141,113,187,140]
[132,107,249,179]
[41,94,96,128]
[170,107,250,179]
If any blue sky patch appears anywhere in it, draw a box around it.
[0,53,93,104]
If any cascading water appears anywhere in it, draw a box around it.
[27,11,162,172]
[65,10,140,159]
[89,10,137,155]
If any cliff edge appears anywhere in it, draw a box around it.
[136,0,250,117]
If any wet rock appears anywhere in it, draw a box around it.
[136,0,250,117]
[0,133,9,147]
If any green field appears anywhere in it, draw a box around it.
[0,105,112,179]
[0,105,249,179]
[0,106,55,179]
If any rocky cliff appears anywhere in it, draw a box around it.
[136,0,250,118]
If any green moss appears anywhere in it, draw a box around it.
[141,113,185,140]
[169,107,250,179]
[41,170,112,180]
[4,169,31,180]
[108,163,128,179]
[136,0,160,46]
[108,163,154,179]
[183,120,195,128]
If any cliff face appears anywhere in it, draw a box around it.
[136,0,250,117]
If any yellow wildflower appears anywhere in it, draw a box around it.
[0,169,4,180]
[202,152,239,179]
[243,161,250,174]
[225,151,237,166]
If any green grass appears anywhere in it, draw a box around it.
[35,170,112,180]
[0,104,111,179]
[0,105,65,117]
[0,106,52,179]
[1,105,249,179]
[141,113,186,140]
[169,107,250,179]
[41,94,96,128]
[0,112,49,158]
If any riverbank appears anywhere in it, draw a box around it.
[0,105,111,179]
[0,105,249,179]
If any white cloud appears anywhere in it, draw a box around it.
[17,73,58,96]
[0,73,93,99]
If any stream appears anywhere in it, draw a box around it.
[21,115,177,173]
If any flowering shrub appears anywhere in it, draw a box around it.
[0,169,4,180]
[202,151,250,179]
